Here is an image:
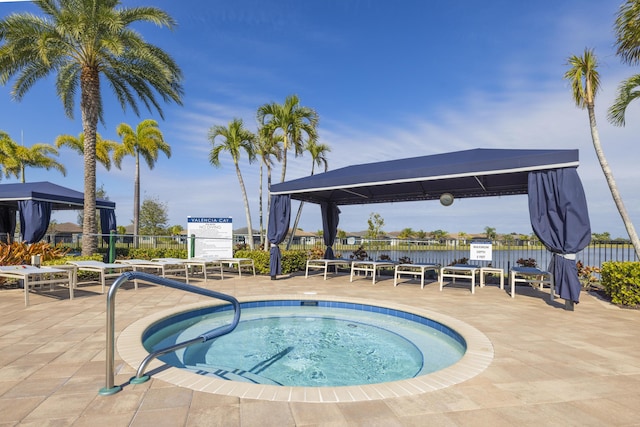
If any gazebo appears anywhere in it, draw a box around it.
[0,181,116,243]
[268,148,591,308]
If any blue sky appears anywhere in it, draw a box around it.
[1,0,639,238]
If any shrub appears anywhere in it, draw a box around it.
[307,245,325,260]
[0,241,70,265]
[125,248,188,260]
[350,246,368,261]
[235,249,270,274]
[516,257,537,268]
[234,249,307,274]
[601,261,640,307]
[576,260,601,290]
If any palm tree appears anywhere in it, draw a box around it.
[257,94,319,183]
[255,126,282,249]
[55,132,118,171]
[484,226,497,240]
[398,228,415,239]
[0,131,19,179]
[287,140,331,249]
[564,48,640,258]
[208,118,257,250]
[4,142,66,183]
[114,119,171,238]
[0,0,183,256]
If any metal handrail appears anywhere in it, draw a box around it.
[99,271,241,396]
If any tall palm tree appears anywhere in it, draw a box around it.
[0,0,183,255]
[564,48,640,258]
[257,94,319,183]
[287,140,331,249]
[114,119,170,238]
[255,126,282,249]
[55,132,118,171]
[208,118,257,250]
[4,142,66,183]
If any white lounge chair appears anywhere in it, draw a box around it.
[0,265,74,307]
[350,260,395,285]
[305,259,352,280]
[116,259,189,286]
[218,258,256,277]
[394,263,440,289]
[66,260,133,293]
[151,257,224,282]
[509,267,554,300]
[440,264,481,293]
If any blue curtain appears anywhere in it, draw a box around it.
[268,195,291,277]
[528,168,591,303]
[321,201,340,259]
[0,207,16,243]
[100,208,117,243]
[18,200,52,244]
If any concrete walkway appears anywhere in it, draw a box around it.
[0,270,639,426]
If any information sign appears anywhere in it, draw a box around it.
[187,217,233,258]
[470,241,492,261]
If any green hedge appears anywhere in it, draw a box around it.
[601,261,640,307]
[234,249,307,275]
[45,248,307,277]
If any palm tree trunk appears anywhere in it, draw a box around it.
[280,148,288,183]
[80,68,100,256]
[264,166,273,251]
[235,163,254,250]
[134,151,140,241]
[588,105,640,258]
[258,163,264,248]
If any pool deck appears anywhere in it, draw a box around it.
[1,271,639,426]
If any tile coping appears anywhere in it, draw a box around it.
[116,294,494,403]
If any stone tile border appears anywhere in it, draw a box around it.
[117,294,494,402]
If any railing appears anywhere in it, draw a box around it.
[98,271,241,396]
[63,233,637,270]
[304,239,638,271]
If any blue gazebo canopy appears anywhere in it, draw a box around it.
[269,148,591,307]
[270,148,580,204]
[0,181,116,244]
[0,181,115,210]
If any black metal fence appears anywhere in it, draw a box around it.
[78,234,639,270]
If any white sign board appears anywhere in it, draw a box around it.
[470,241,492,261]
[187,217,233,259]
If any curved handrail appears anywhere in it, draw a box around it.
[99,271,241,396]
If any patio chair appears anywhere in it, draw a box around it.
[66,260,133,293]
[509,267,554,300]
[0,265,74,307]
[116,259,189,286]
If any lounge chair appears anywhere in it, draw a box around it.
[509,267,554,300]
[116,259,189,286]
[305,258,352,280]
[66,260,133,293]
[439,264,481,293]
[151,257,224,282]
[394,263,440,289]
[218,258,256,277]
[0,265,74,307]
[350,260,396,285]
